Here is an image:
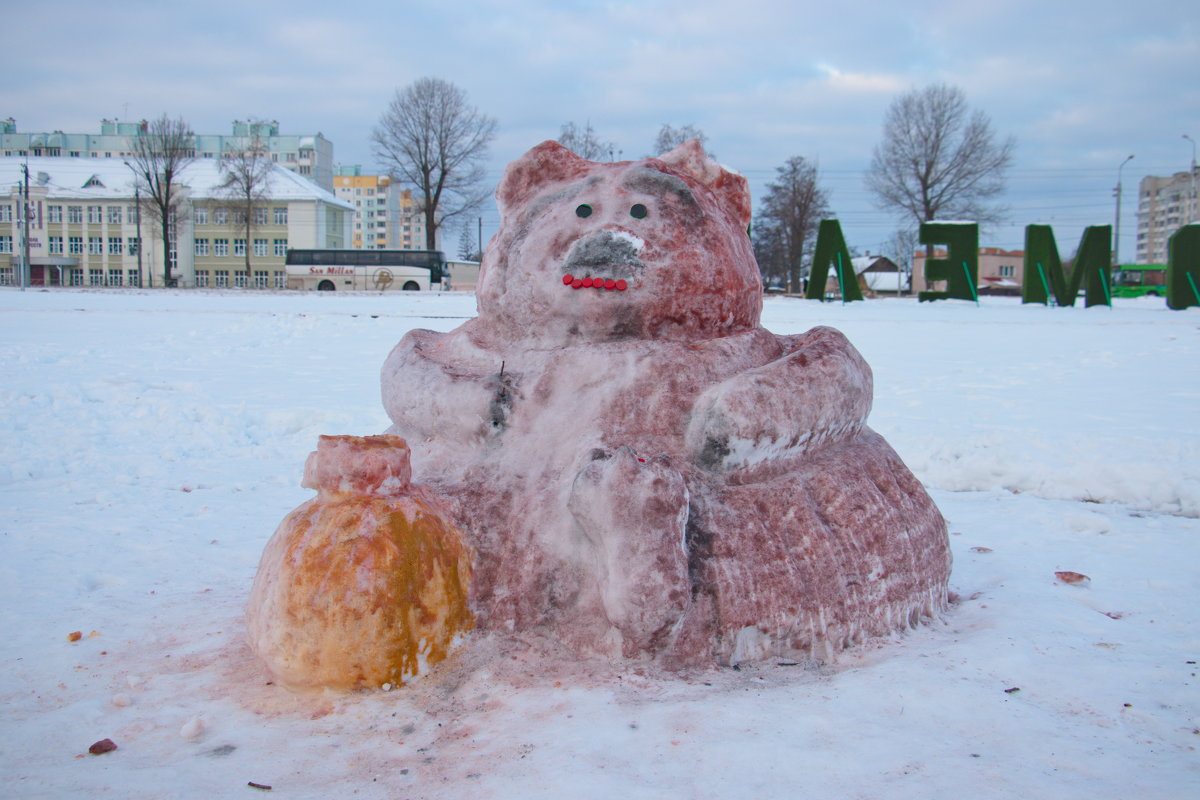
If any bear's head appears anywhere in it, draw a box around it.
[472,140,762,346]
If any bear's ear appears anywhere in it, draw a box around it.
[658,139,752,230]
[496,140,592,215]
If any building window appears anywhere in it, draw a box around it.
[254,270,269,288]
[88,236,103,255]
[234,271,247,288]
[215,270,229,288]
[233,210,247,226]
[0,266,12,285]
[49,236,63,254]
[998,265,1014,278]
[273,238,287,256]
[69,269,84,286]
[68,206,83,224]
[107,207,122,225]
[194,207,208,225]
[195,270,209,288]
[127,270,140,286]
[214,238,229,257]
[273,271,286,288]
[69,236,83,254]
[0,235,11,253]
[88,206,103,224]
[233,238,246,257]
[89,269,103,286]
[129,237,140,255]
[213,208,228,225]
[0,205,11,223]
[108,269,123,287]
[273,207,287,225]
[48,205,62,224]
[108,237,123,255]
[194,238,209,256]
[254,207,268,225]
[129,205,139,225]
[253,238,268,257]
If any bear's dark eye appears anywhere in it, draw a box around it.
[630,203,648,219]
[575,204,593,218]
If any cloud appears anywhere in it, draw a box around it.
[814,64,908,94]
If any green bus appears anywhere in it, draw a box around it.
[1112,265,1167,298]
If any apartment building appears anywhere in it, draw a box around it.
[332,166,427,250]
[0,156,351,289]
[1136,168,1199,264]
[1,118,334,191]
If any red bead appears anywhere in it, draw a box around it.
[593,279,605,289]
[604,279,617,290]
[582,277,594,288]
[562,274,574,285]
[615,280,627,291]
[571,279,583,289]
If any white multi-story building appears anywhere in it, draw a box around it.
[332,166,427,250]
[1,119,335,191]
[0,156,351,289]
[1136,167,1199,264]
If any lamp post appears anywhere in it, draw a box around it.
[1185,134,1198,224]
[123,162,145,288]
[1113,154,1134,266]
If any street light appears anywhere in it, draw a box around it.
[1113,154,1134,266]
[123,162,145,288]
[1185,134,1197,224]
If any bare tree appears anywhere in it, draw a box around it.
[865,84,1014,233]
[557,121,617,161]
[884,227,919,294]
[753,156,831,293]
[218,121,273,285]
[127,114,196,286]
[371,77,497,251]
[652,123,710,157]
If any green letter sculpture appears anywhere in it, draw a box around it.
[918,222,978,303]
[806,219,862,302]
[1166,224,1200,311]
[1021,224,1112,307]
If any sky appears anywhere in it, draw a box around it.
[2,0,1197,261]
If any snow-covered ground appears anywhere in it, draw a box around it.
[1,288,1196,799]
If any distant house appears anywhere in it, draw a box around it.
[912,247,1024,296]
[854,254,906,294]
[822,253,906,296]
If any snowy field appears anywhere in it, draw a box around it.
[1,287,1197,799]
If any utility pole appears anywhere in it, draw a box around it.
[1113,154,1134,267]
[19,162,30,291]
[1185,134,1198,225]
[134,185,144,288]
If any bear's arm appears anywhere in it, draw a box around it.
[684,326,873,478]
[380,328,500,445]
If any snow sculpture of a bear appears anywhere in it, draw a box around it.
[379,140,951,666]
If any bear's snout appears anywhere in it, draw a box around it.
[561,230,645,282]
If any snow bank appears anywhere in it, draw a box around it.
[1,288,1196,799]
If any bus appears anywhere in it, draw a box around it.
[1112,265,1167,298]
[285,249,446,292]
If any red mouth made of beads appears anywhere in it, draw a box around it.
[562,274,628,292]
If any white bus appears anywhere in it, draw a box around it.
[285,249,446,292]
